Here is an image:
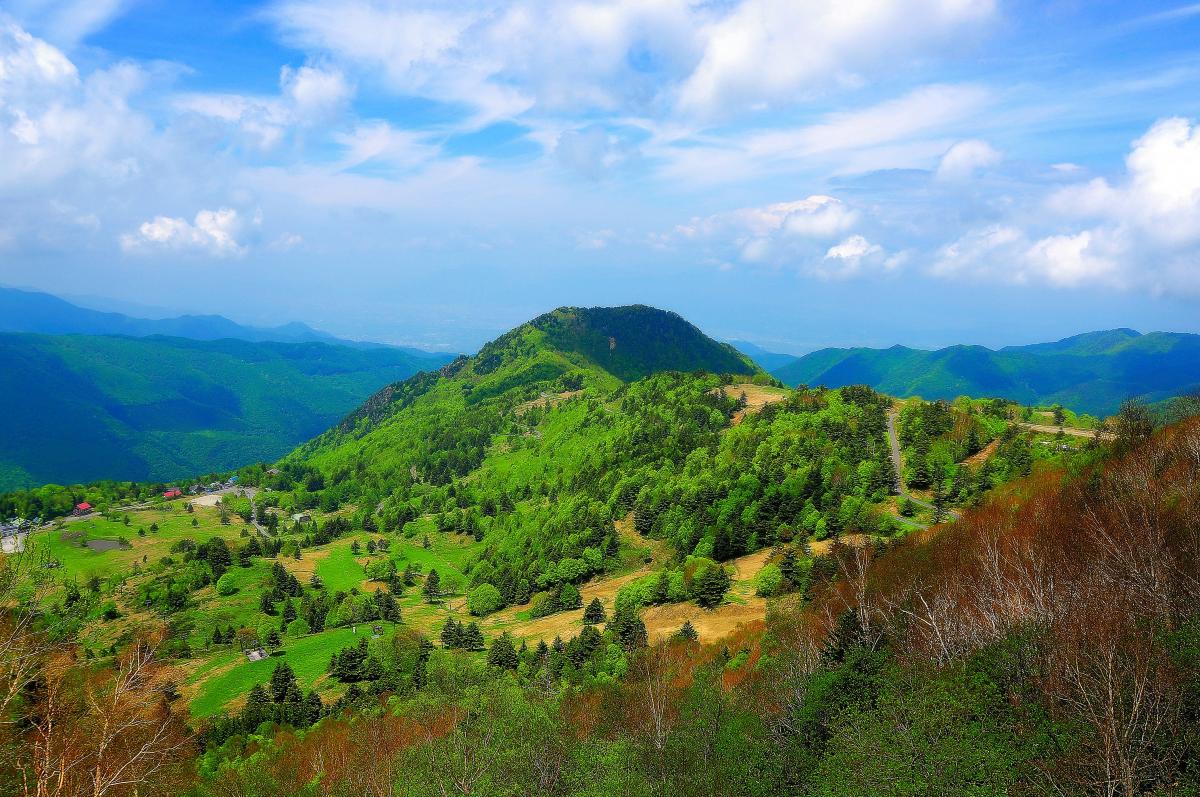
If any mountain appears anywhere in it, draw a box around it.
[772,329,1200,416]
[727,340,799,372]
[294,304,760,472]
[0,285,443,356]
[0,333,454,490]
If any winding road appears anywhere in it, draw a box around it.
[885,410,961,524]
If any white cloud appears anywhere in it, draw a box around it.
[815,234,885,278]
[267,0,994,126]
[936,139,1001,181]
[677,0,995,119]
[677,196,858,240]
[120,208,248,257]
[5,0,132,47]
[174,64,352,150]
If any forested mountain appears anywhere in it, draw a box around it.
[772,328,1200,415]
[0,333,453,490]
[0,285,441,354]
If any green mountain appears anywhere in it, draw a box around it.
[0,333,454,490]
[772,329,1200,416]
[298,304,760,465]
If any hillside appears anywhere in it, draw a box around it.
[0,334,453,490]
[773,329,1200,416]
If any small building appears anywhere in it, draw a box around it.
[266,468,281,476]
[163,488,182,500]
[291,512,311,523]
[244,647,268,662]
[73,502,93,516]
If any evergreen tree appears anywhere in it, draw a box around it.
[282,597,297,624]
[582,597,606,625]
[423,569,441,603]
[676,620,698,641]
[440,618,460,648]
[269,662,298,703]
[693,565,731,608]
[260,592,276,616]
[462,622,485,651]
[486,633,519,670]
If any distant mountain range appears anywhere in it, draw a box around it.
[0,285,438,358]
[771,329,1200,416]
[726,340,800,373]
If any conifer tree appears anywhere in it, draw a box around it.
[462,622,485,651]
[487,633,519,670]
[677,620,698,641]
[423,569,441,603]
[582,597,606,625]
[440,617,460,648]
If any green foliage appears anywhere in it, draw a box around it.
[467,582,503,616]
[0,332,450,490]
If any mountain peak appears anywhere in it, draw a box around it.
[522,304,759,382]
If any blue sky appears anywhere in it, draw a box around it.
[2,0,1200,353]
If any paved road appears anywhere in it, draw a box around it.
[885,410,961,524]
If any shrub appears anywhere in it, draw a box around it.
[467,583,504,616]
[286,618,310,637]
[215,573,238,596]
[755,563,782,597]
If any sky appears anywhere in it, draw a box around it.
[1,0,1200,353]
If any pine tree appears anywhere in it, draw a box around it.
[486,633,519,670]
[282,598,297,624]
[582,597,606,625]
[423,569,441,603]
[269,662,297,703]
[260,592,276,615]
[440,618,460,648]
[677,620,698,641]
[462,622,485,651]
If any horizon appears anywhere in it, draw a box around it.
[2,2,1199,352]
[0,281,1181,358]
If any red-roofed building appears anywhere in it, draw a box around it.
[163,488,182,499]
[73,502,92,516]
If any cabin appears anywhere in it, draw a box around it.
[162,488,182,500]
[244,647,268,662]
[73,502,93,516]
[291,512,311,523]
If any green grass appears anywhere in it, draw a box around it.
[186,623,400,717]
[315,543,368,594]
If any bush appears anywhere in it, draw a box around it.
[215,573,238,596]
[286,618,310,637]
[467,583,504,616]
[755,563,782,597]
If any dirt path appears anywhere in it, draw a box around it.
[962,437,1000,466]
[1016,422,1112,440]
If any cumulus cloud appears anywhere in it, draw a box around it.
[927,117,1200,295]
[120,208,248,257]
[936,139,1001,180]
[812,235,886,278]
[669,195,884,271]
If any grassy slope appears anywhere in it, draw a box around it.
[0,333,452,490]
[774,330,1200,416]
